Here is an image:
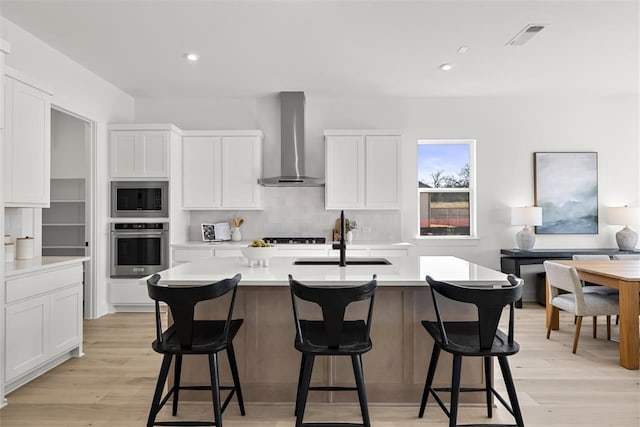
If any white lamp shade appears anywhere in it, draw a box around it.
[607,207,640,226]
[511,206,542,226]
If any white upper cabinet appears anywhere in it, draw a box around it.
[182,131,263,210]
[325,130,401,210]
[4,73,52,207]
[109,127,170,178]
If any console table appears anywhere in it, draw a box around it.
[500,248,639,307]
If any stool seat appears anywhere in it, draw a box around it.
[422,321,519,356]
[153,319,244,354]
[296,320,372,355]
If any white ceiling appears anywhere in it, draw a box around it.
[0,0,638,98]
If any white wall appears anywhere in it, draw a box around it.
[136,94,640,271]
[51,109,85,179]
[1,17,135,317]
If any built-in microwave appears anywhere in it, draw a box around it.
[111,181,168,218]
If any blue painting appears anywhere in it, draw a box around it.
[534,152,598,234]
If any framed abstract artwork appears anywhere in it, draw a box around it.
[534,152,598,234]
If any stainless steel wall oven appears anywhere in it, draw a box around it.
[110,223,169,278]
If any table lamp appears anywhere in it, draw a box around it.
[511,206,543,250]
[607,206,639,250]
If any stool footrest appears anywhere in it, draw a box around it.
[308,386,358,391]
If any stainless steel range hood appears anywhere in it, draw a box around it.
[258,92,324,187]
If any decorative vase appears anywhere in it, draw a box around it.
[346,230,353,243]
[231,227,242,242]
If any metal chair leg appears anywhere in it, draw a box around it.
[147,354,172,427]
[227,344,245,416]
[418,344,441,418]
[209,353,223,427]
[352,354,371,427]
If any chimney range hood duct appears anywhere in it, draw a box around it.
[258,92,324,187]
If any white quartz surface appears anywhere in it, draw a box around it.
[5,256,90,278]
[172,241,413,250]
[153,255,506,287]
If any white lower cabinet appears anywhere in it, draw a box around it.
[4,264,83,392]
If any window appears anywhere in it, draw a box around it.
[418,140,476,237]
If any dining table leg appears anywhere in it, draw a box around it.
[617,280,639,370]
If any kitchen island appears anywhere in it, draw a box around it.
[152,256,508,404]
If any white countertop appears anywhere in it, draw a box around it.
[152,255,506,287]
[5,256,90,278]
[172,241,413,250]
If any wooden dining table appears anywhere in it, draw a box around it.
[545,260,640,369]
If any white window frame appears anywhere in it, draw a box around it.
[417,139,477,239]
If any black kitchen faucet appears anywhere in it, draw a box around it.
[332,210,347,266]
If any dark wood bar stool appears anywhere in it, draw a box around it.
[146,273,245,427]
[289,274,377,427]
[418,274,525,427]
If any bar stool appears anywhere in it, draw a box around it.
[289,274,377,427]
[418,274,525,427]
[146,273,245,427]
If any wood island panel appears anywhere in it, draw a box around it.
[171,286,486,404]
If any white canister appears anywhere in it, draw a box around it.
[5,243,15,262]
[16,237,35,260]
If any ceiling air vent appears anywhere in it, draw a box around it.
[507,24,545,46]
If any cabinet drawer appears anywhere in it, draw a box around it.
[6,265,83,303]
[173,248,214,262]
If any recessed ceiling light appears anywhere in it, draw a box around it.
[457,46,469,54]
[439,63,453,71]
[185,53,199,62]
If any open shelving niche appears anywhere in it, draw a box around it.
[42,178,86,256]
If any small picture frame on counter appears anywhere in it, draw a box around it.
[201,223,231,242]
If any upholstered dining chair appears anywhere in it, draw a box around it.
[544,261,619,353]
[572,255,619,329]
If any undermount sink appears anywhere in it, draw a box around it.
[293,257,391,265]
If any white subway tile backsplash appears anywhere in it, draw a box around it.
[189,187,401,242]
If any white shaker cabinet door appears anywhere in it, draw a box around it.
[325,135,365,209]
[365,135,400,209]
[110,132,137,177]
[221,136,262,209]
[5,295,50,382]
[4,77,51,207]
[182,136,222,208]
[138,132,169,178]
[50,285,83,356]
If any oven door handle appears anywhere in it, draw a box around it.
[112,232,166,237]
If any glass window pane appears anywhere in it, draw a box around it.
[418,144,470,189]
[420,192,470,236]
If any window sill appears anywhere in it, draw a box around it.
[411,236,480,246]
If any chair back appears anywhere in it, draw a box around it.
[147,273,242,349]
[426,274,523,350]
[612,254,640,260]
[288,275,377,349]
[572,255,610,260]
[543,261,585,311]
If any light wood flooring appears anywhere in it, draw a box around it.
[0,303,638,426]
